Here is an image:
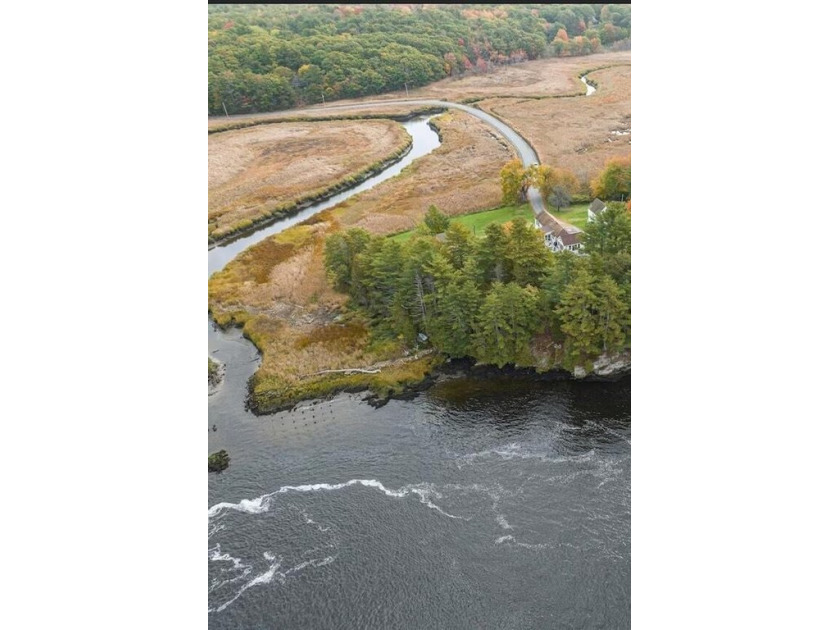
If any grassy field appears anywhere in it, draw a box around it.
[551,203,591,231]
[390,202,590,242]
[391,203,530,241]
[208,119,410,241]
[478,64,630,189]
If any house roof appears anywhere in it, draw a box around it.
[557,228,582,246]
[536,210,566,233]
[535,211,556,232]
[589,198,606,214]
[549,224,580,237]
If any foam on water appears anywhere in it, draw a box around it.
[208,522,225,538]
[212,550,337,613]
[494,535,550,550]
[208,496,271,518]
[458,443,596,466]
[299,508,331,532]
[208,544,253,594]
[209,478,473,520]
[496,514,512,530]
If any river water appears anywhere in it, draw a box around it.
[209,115,630,628]
[209,116,441,275]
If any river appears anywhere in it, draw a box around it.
[209,112,630,628]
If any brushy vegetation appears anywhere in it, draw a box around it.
[208,357,221,386]
[249,353,441,414]
[208,450,230,473]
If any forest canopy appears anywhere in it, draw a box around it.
[323,204,631,371]
[208,4,631,115]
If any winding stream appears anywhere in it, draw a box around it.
[209,116,441,276]
[208,91,628,629]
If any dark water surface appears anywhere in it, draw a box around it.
[209,321,630,629]
[209,115,629,628]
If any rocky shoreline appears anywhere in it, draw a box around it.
[208,355,225,395]
[248,351,630,415]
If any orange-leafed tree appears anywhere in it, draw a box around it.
[590,156,631,201]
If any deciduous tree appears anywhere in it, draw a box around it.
[590,156,631,201]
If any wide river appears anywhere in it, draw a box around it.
[209,115,630,629]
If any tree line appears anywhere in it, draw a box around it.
[323,202,630,371]
[500,156,631,210]
[209,4,632,115]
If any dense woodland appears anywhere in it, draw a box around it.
[209,4,631,115]
[324,203,631,371]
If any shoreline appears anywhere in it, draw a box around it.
[243,348,630,415]
[208,355,225,396]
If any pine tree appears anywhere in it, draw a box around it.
[474,282,541,367]
[505,216,553,287]
[582,202,631,257]
[429,263,481,357]
[443,222,475,270]
[423,204,451,234]
[475,222,510,286]
[324,228,371,293]
[556,267,600,367]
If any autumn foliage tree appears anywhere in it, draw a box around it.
[590,156,631,201]
[537,166,580,209]
[500,159,530,205]
[209,4,628,115]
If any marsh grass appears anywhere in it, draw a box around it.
[477,64,630,179]
[209,120,413,242]
[209,111,524,409]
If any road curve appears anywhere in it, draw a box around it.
[299,99,550,217]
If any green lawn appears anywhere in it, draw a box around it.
[390,202,590,241]
[551,203,590,230]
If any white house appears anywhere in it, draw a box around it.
[534,211,583,254]
[553,227,583,252]
[588,198,606,223]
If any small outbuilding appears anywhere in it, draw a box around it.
[588,198,606,223]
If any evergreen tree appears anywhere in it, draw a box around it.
[443,221,475,270]
[582,201,631,257]
[541,250,582,330]
[556,267,600,367]
[557,266,629,367]
[474,222,510,286]
[324,228,372,293]
[505,216,553,287]
[423,204,451,234]
[357,237,404,319]
[474,282,541,367]
[394,236,441,333]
